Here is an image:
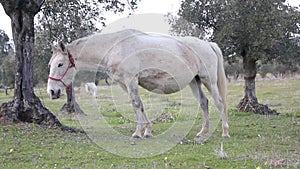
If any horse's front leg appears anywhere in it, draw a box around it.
[127,79,153,138]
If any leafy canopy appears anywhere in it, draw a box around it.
[171,0,300,64]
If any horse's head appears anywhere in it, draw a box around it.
[47,42,76,99]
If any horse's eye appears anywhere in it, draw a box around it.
[58,63,63,67]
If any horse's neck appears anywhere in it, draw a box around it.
[67,29,144,71]
[67,34,111,71]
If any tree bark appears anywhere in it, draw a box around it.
[237,51,279,115]
[60,83,85,115]
[0,0,68,128]
[243,55,257,101]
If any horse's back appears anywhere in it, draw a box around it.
[105,31,220,94]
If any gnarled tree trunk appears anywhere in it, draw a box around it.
[237,51,279,115]
[0,0,63,127]
[60,83,85,115]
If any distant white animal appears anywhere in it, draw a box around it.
[74,87,81,94]
[85,82,98,98]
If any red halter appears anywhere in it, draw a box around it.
[48,50,76,93]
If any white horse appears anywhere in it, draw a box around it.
[47,29,230,138]
[85,82,98,98]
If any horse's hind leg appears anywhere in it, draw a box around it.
[209,83,230,137]
[127,78,152,138]
[189,78,209,137]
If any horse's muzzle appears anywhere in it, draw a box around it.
[50,89,61,99]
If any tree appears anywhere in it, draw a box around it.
[224,59,243,81]
[167,13,206,39]
[0,29,12,59]
[275,34,300,75]
[171,0,300,114]
[0,0,62,126]
[258,63,274,78]
[0,29,14,87]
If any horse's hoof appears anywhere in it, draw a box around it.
[196,131,207,138]
[222,134,230,138]
[144,134,153,138]
[131,134,142,139]
[194,135,206,144]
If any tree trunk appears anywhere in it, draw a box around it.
[0,1,68,128]
[237,52,279,115]
[243,56,257,101]
[60,83,85,115]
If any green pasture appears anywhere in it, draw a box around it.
[0,79,299,169]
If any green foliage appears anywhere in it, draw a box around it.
[0,53,14,87]
[0,30,11,55]
[167,13,206,38]
[224,58,243,80]
[0,30,14,87]
[171,0,300,65]
[258,63,274,78]
[98,0,139,13]
[258,63,300,78]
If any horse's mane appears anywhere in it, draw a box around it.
[49,29,146,66]
[70,29,145,47]
[69,34,94,47]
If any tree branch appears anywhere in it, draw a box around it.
[35,0,45,7]
[27,0,45,14]
[0,0,15,16]
[1,0,45,16]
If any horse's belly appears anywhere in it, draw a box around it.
[138,69,192,94]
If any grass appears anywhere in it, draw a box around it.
[0,79,299,168]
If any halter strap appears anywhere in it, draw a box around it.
[67,50,76,68]
[48,50,76,94]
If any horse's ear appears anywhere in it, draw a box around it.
[51,44,59,52]
[59,42,66,52]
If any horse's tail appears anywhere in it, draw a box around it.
[210,43,227,117]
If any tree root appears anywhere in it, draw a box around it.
[237,97,280,115]
[0,99,84,133]
[60,101,85,115]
